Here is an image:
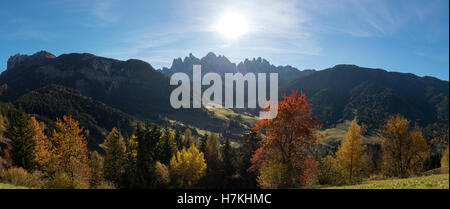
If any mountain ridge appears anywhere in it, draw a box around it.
[0,51,448,146]
[282,64,448,141]
[160,52,316,83]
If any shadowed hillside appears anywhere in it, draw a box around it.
[282,64,449,142]
[15,84,137,150]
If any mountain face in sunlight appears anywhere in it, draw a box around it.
[161,52,315,83]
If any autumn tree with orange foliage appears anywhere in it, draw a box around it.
[29,116,57,175]
[51,115,92,187]
[251,90,321,188]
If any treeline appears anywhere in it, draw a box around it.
[0,106,260,189]
[0,90,449,189]
[249,90,449,188]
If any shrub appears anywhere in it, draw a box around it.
[0,167,43,188]
[257,160,290,189]
[316,156,347,185]
[94,181,116,189]
[45,172,89,189]
[45,173,74,189]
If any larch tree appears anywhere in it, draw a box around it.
[336,119,364,182]
[29,116,57,175]
[52,115,91,186]
[251,90,321,188]
[380,114,428,178]
[135,123,161,188]
[103,126,127,185]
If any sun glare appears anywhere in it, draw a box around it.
[215,12,250,40]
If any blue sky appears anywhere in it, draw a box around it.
[0,0,448,80]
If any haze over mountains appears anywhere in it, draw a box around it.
[0,51,448,149]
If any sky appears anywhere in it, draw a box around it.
[0,0,448,80]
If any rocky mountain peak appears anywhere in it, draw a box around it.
[7,54,28,70]
[31,50,56,59]
[7,50,56,70]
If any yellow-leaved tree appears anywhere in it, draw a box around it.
[169,145,206,188]
[380,114,428,177]
[336,119,364,183]
[51,115,91,187]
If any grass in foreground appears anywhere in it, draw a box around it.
[318,174,449,189]
[0,183,29,189]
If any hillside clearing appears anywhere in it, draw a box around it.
[320,120,381,148]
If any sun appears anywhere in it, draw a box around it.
[214,12,250,40]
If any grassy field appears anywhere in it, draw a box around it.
[317,174,449,189]
[0,183,29,189]
[2,174,448,189]
[320,120,381,148]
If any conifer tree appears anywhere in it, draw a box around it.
[103,126,126,185]
[238,131,259,188]
[121,134,138,188]
[135,122,160,188]
[199,133,208,154]
[156,124,177,164]
[336,119,364,182]
[222,136,234,177]
[204,132,224,187]
[205,133,222,171]
[174,127,183,151]
[7,107,35,171]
